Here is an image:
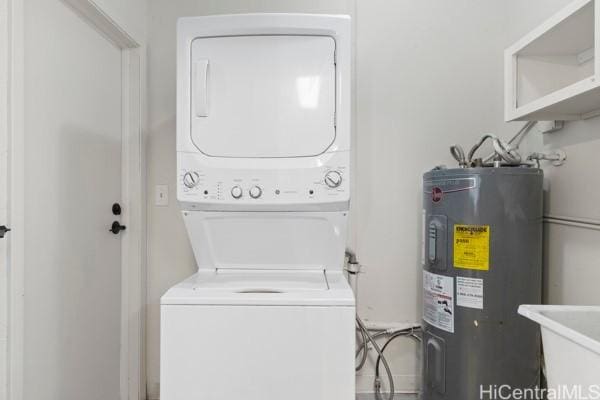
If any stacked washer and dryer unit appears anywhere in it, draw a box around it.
[161,14,355,400]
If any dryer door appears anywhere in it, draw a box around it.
[190,35,336,158]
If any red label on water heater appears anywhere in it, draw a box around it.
[432,187,443,202]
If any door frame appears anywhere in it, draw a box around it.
[0,0,147,399]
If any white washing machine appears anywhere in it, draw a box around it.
[161,14,354,400]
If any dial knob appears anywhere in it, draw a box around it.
[183,171,200,188]
[231,185,243,199]
[249,185,263,199]
[324,171,343,188]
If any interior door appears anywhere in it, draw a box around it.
[22,0,123,399]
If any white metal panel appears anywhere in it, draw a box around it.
[161,270,354,306]
[182,211,348,272]
[177,147,349,211]
[187,269,329,291]
[176,15,351,211]
[190,35,335,158]
[177,14,351,155]
[161,303,355,400]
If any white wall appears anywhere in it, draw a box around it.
[145,1,531,397]
[505,0,600,306]
[353,0,513,392]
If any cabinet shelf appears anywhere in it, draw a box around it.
[505,0,600,121]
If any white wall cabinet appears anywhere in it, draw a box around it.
[505,0,600,121]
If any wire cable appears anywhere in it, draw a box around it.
[356,316,395,400]
[467,134,496,164]
[481,121,536,164]
[374,329,422,387]
[450,144,467,167]
[356,328,408,370]
[356,321,369,371]
[467,133,523,166]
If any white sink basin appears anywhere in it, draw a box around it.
[519,305,600,396]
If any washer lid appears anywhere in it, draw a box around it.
[190,35,336,158]
[161,270,355,306]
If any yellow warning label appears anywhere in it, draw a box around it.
[453,224,490,271]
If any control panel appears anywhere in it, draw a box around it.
[177,151,349,210]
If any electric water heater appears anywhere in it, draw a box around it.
[421,167,543,400]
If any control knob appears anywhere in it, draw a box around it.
[231,185,243,199]
[249,185,263,199]
[324,171,343,188]
[183,171,200,188]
